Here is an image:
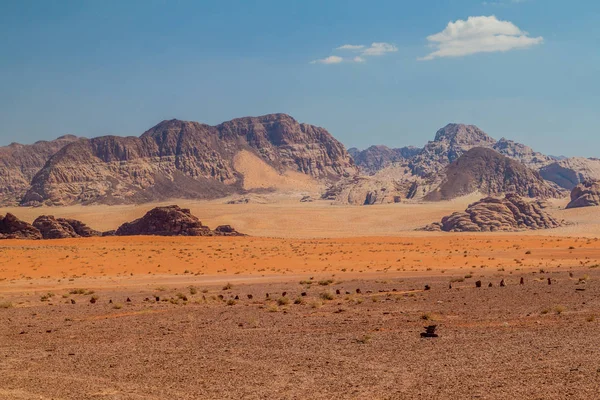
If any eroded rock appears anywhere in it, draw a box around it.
[423,194,564,232]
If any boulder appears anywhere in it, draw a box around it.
[424,194,563,232]
[566,181,600,209]
[0,213,42,239]
[33,215,101,239]
[214,225,245,236]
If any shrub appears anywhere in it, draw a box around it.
[277,297,290,306]
[320,292,334,301]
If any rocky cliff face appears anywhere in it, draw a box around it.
[540,158,600,190]
[0,135,80,205]
[408,124,497,178]
[425,148,563,201]
[20,114,356,206]
[424,194,563,232]
[348,145,421,175]
[566,181,600,209]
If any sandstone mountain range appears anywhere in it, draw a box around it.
[1,115,599,207]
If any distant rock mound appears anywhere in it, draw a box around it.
[33,215,101,239]
[566,181,600,209]
[115,205,244,237]
[424,194,563,232]
[0,213,42,239]
[425,147,564,201]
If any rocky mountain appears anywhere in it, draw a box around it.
[566,181,600,209]
[18,114,356,206]
[491,138,554,169]
[425,148,563,201]
[332,124,566,205]
[540,158,600,190]
[348,145,420,174]
[424,194,563,232]
[0,135,80,205]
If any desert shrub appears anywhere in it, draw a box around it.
[320,292,334,301]
[277,297,290,306]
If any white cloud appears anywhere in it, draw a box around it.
[362,42,398,56]
[337,44,365,50]
[310,55,344,65]
[420,15,543,60]
[312,42,397,65]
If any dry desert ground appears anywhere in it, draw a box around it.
[1,198,600,399]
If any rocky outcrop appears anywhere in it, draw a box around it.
[492,138,554,170]
[20,114,356,206]
[33,215,101,239]
[566,181,600,209]
[540,158,600,190]
[115,205,244,237]
[425,148,564,201]
[0,214,42,239]
[348,145,420,174]
[0,135,80,205]
[409,124,497,178]
[424,194,563,232]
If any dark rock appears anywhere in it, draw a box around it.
[356,288,361,294]
[115,206,245,237]
[33,215,100,239]
[420,325,439,338]
[301,292,307,297]
[475,281,482,288]
[424,285,431,291]
[0,213,42,240]
[126,297,131,302]
[102,230,116,237]
[247,294,253,300]
[214,225,245,236]
[520,277,525,285]
[500,279,506,287]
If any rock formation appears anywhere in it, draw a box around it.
[0,135,79,205]
[566,180,600,209]
[115,205,244,237]
[0,214,42,239]
[540,158,600,190]
[424,194,563,232]
[425,148,563,201]
[348,145,420,175]
[33,215,101,239]
[18,114,355,206]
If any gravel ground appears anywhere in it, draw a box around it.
[1,270,599,399]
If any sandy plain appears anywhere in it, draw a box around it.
[1,197,600,399]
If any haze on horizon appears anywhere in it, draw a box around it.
[0,0,598,157]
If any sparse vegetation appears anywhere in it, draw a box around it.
[0,301,13,309]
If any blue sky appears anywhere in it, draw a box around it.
[1,0,599,156]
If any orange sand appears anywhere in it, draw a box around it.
[1,235,598,282]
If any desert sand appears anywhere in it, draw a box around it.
[1,199,600,399]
